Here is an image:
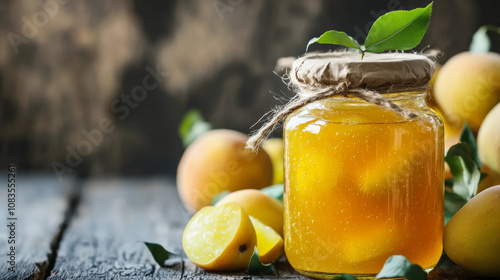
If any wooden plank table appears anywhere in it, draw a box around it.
[0,176,76,280]
[0,176,482,279]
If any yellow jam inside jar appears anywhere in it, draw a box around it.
[283,92,444,279]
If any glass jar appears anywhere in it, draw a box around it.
[283,91,444,278]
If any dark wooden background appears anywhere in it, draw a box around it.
[1,0,499,177]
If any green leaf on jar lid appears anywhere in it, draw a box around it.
[364,2,433,53]
[306,2,433,59]
[306,30,362,52]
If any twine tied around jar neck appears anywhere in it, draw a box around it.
[245,52,436,151]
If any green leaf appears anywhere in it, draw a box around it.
[375,255,427,280]
[469,25,500,53]
[307,30,362,52]
[334,274,358,280]
[364,2,433,53]
[444,178,453,188]
[211,190,230,205]
[459,123,481,169]
[443,123,485,222]
[435,252,457,269]
[480,172,489,183]
[260,184,284,202]
[142,242,176,267]
[470,26,491,53]
[445,143,481,200]
[178,109,212,148]
[247,247,276,275]
[444,189,468,224]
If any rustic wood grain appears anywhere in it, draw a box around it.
[46,178,307,279]
[47,178,185,279]
[0,175,75,280]
[2,176,483,279]
[179,258,308,280]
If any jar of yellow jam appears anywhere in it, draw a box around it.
[283,53,444,279]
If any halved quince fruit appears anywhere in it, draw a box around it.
[182,202,256,270]
[215,189,283,236]
[250,216,284,264]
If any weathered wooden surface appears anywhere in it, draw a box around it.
[0,175,75,280]
[0,176,490,279]
[47,178,183,279]
[46,178,305,279]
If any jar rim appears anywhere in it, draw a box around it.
[294,91,427,106]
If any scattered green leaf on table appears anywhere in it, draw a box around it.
[261,184,284,202]
[307,30,362,52]
[364,2,433,53]
[247,247,276,275]
[334,273,358,280]
[375,255,427,280]
[179,109,212,148]
[142,242,177,267]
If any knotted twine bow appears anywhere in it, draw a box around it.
[245,52,435,151]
